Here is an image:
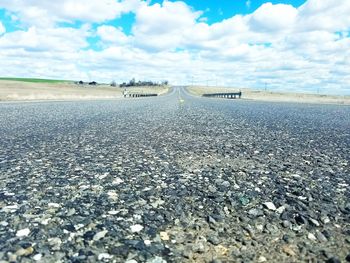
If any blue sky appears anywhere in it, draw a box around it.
[103,0,307,34]
[151,0,306,22]
[0,0,349,95]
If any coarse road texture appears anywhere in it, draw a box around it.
[0,88,349,263]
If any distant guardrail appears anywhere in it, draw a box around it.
[203,92,242,99]
[124,93,158,98]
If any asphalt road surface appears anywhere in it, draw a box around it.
[0,88,349,263]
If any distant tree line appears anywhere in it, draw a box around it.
[76,80,97,85]
[120,78,168,87]
[75,79,169,88]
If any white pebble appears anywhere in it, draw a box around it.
[130,224,144,233]
[108,210,119,215]
[263,202,277,211]
[93,230,108,241]
[16,228,30,237]
[308,233,317,241]
[112,178,124,185]
[33,254,42,261]
[98,253,113,260]
[40,218,51,225]
[276,206,286,214]
[144,240,152,245]
[2,204,19,213]
[0,221,9,226]
[48,203,60,208]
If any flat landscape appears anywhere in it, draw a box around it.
[0,88,349,262]
[0,79,169,102]
[188,86,350,105]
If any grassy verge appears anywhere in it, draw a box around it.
[187,86,350,105]
[0,77,72,84]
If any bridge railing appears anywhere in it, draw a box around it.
[202,92,242,99]
[124,93,158,98]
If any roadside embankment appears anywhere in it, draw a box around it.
[187,86,350,105]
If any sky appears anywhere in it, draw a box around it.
[0,0,349,95]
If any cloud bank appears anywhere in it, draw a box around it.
[0,0,349,94]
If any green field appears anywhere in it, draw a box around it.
[0,77,72,83]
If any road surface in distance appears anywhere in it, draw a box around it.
[0,87,349,262]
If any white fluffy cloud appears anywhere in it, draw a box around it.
[132,1,202,50]
[297,0,350,32]
[249,3,298,32]
[0,0,141,25]
[0,0,349,94]
[0,26,90,51]
[97,25,129,44]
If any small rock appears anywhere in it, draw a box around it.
[182,247,193,259]
[7,253,17,262]
[16,247,34,256]
[93,230,108,241]
[130,224,143,233]
[112,178,124,185]
[48,203,60,208]
[16,228,30,237]
[221,181,230,188]
[208,185,217,193]
[98,253,113,260]
[146,256,167,263]
[308,233,317,241]
[151,199,165,208]
[239,196,250,206]
[125,260,138,263]
[160,231,170,241]
[282,245,296,256]
[193,242,206,253]
[0,221,8,228]
[207,215,217,224]
[282,220,291,228]
[282,234,291,243]
[321,215,330,224]
[40,218,51,225]
[108,210,119,215]
[315,231,327,242]
[265,223,280,235]
[276,206,286,214]
[48,237,62,250]
[256,224,264,231]
[263,202,276,211]
[258,256,267,262]
[248,208,264,217]
[2,205,18,213]
[309,218,320,227]
[144,240,152,246]
[208,235,220,245]
[66,208,76,216]
[33,254,42,261]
